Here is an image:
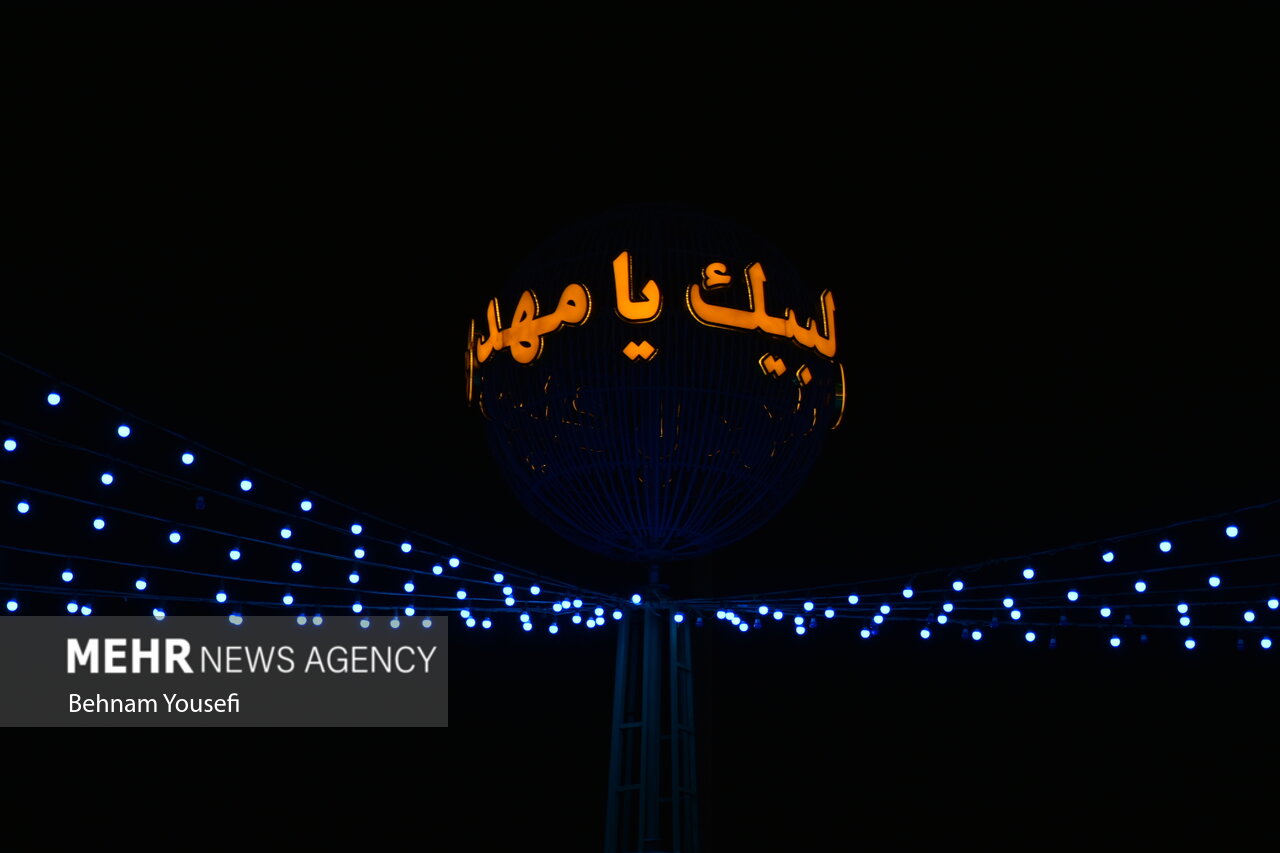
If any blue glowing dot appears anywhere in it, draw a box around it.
[403,581,415,593]
[902,587,914,599]
[1102,551,1115,563]
[504,587,516,598]
[432,564,443,575]
[1134,580,1148,593]
[572,613,582,624]
[972,630,983,641]
[1025,631,1036,643]
[937,614,948,624]
[738,622,748,632]
[1185,637,1196,650]
[351,547,364,559]
[349,571,360,584]
[593,607,604,617]
[61,570,73,582]
[400,541,412,554]
[504,597,515,607]
[824,608,835,619]
[117,425,131,438]
[359,618,370,629]
[846,594,862,608]
[1179,616,1191,627]
[803,601,814,611]
[47,392,61,406]
[291,560,303,572]
[1177,603,1189,614]
[860,628,872,639]
[880,604,891,615]
[942,602,954,613]
[1002,597,1014,609]
[100,472,114,486]
[448,557,460,569]
[17,501,30,514]
[1226,525,1239,538]
[1010,609,1022,620]
[5,600,16,612]
[214,591,228,604]
[405,606,416,617]
[613,611,623,620]
[1067,590,1079,602]
[552,603,562,613]
[758,605,769,615]
[312,615,323,626]
[572,599,583,609]
[1208,575,1222,588]
[530,585,541,596]
[460,609,470,620]
[1100,607,1112,618]
[492,573,505,584]
[352,602,363,613]
[1110,636,1121,648]
[239,479,253,492]
[773,611,784,621]
[795,625,806,635]
[1023,567,1035,580]
[549,624,559,634]
[135,579,147,591]
[480,618,491,629]
[794,616,804,626]
[3,438,16,452]
[350,523,363,535]
[1269,599,1279,610]
[300,499,313,511]
[632,594,642,605]
[93,517,105,530]
[67,601,79,613]
[1159,540,1172,553]
[280,527,292,539]
[520,612,530,623]
[674,613,685,623]
[1262,637,1273,650]
[952,580,964,592]
[1244,610,1256,623]
[80,605,92,616]
[282,594,294,606]
[456,589,467,600]
[181,452,195,465]
[873,614,884,625]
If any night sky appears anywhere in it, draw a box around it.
[3,10,1276,849]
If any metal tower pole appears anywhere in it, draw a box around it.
[604,598,700,852]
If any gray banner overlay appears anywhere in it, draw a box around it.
[0,616,448,726]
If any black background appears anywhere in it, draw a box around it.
[3,8,1276,849]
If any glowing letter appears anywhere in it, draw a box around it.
[612,251,662,322]
[474,284,591,365]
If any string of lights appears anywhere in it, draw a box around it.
[4,350,1278,651]
[664,510,1280,650]
[0,351,628,633]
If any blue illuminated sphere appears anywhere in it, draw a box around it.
[471,204,843,563]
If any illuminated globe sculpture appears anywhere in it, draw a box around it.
[466,203,845,564]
